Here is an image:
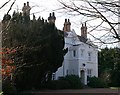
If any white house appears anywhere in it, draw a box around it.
[52,18,98,85]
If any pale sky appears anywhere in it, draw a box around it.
[0,0,118,48]
[0,0,81,32]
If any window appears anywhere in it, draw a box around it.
[66,70,68,75]
[73,50,76,57]
[88,52,92,61]
[52,73,55,80]
[81,49,84,57]
[87,69,92,77]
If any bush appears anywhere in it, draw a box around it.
[61,75,84,89]
[44,75,83,89]
[87,76,108,88]
[2,80,17,95]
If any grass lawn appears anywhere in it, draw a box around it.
[110,87,120,89]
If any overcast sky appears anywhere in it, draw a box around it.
[0,0,58,18]
[0,0,93,36]
[0,0,118,48]
[0,0,81,32]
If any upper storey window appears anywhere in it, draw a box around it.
[81,49,84,57]
[88,52,92,61]
[73,50,76,57]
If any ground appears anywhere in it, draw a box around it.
[22,88,120,95]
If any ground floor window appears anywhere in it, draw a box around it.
[66,69,68,75]
[87,69,92,77]
[52,73,55,80]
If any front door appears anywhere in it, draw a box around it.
[80,70,85,84]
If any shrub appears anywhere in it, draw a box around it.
[87,76,108,88]
[44,75,83,89]
[2,80,17,94]
[59,75,84,89]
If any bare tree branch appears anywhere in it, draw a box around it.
[87,1,120,41]
[0,0,11,10]
[58,0,120,47]
[7,0,16,15]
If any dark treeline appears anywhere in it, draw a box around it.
[2,11,68,92]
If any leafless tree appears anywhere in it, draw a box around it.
[58,0,120,47]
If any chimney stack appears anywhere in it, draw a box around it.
[63,19,71,32]
[81,22,87,39]
[48,12,56,24]
[22,2,31,15]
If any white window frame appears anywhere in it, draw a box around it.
[73,50,76,57]
[81,49,84,57]
[52,73,56,80]
[88,52,92,61]
[87,69,92,77]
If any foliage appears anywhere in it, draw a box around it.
[87,76,108,88]
[110,48,120,87]
[0,92,3,95]
[1,48,16,94]
[2,12,67,91]
[1,48,16,81]
[2,79,17,95]
[42,75,83,89]
[98,47,120,87]
[59,75,84,89]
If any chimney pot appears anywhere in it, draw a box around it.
[81,23,87,39]
[48,12,56,24]
[65,19,67,22]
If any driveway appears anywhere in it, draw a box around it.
[23,88,120,95]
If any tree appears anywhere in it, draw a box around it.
[98,47,120,86]
[0,0,17,93]
[1,48,17,94]
[2,48,16,80]
[2,12,67,91]
[58,0,120,47]
[110,48,120,86]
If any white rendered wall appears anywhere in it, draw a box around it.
[54,31,98,85]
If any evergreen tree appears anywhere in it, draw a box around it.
[98,48,120,87]
[2,12,68,91]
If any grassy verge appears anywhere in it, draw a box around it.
[110,87,120,89]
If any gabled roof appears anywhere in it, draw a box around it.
[64,30,98,48]
[77,35,88,43]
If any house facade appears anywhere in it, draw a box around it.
[53,19,98,85]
